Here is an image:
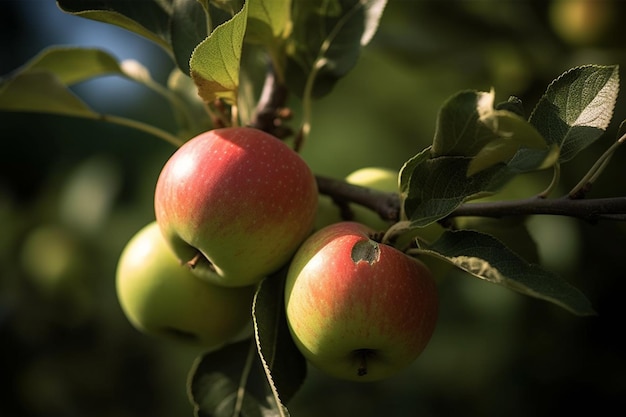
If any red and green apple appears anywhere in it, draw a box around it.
[154,127,318,287]
[284,221,438,382]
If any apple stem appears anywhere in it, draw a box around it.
[354,349,374,377]
[186,252,203,269]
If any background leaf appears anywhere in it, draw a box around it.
[285,0,387,98]
[418,230,595,316]
[18,46,125,85]
[57,0,173,52]
[246,0,292,46]
[520,64,620,166]
[0,71,97,118]
[188,339,279,417]
[253,274,307,411]
[190,1,248,104]
[170,0,210,76]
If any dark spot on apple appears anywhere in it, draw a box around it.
[351,240,380,265]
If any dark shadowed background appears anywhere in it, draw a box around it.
[1,1,625,416]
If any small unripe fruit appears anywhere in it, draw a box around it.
[116,222,255,347]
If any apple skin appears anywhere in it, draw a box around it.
[116,221,255,347]
[284,221,438,382]
[154,127,318,287]
[315,167,398,231]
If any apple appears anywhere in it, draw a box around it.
[315,167,398,231]
[154,127,318,287]
[549,0,615,47]
[345,167,398,230]
[116,221,255,347]
[284,221,438,382]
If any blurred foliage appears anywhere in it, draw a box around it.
[1,0,625,416]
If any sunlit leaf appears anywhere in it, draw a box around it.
[528,64,619,163]
[190,1,248,104]
[417,230,595,316]
[57,0,173,52]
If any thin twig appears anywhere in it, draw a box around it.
[248,64,292,139]
[569,132,626,199]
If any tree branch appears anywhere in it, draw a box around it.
[316,175,400,221]
[248,64,292,139]
[316,175,626,224]
[448,196,626,222]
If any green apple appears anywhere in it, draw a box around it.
[315,167,398,231]
[154,127,318,287]
[346,167,398,230]
[284,221,438,382]
[549,0,615,46]
[20,223,88,297]
[116,221,255,347]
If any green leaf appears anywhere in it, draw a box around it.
[170,0,210,75]
[18,46,124,85]
[246,0,292,45]
[401,150,514,227]
[253,274,307,412]
[417,230,595,316]
[528,64,619,163]
[188,339,279,417]
[453,217,540,264]
[429,88,557,175]
[431,90,495,157]
[468,105,549,175]
[399,146,431,196]
[285,0,387,98]
[617,119,626,140]
[57,0,173,52]
[0,71,98,118]
[190,1,249,104]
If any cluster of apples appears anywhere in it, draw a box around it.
[116,127,438,381]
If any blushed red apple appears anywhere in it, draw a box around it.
[154,127,318,287]
[284,221,438,381]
